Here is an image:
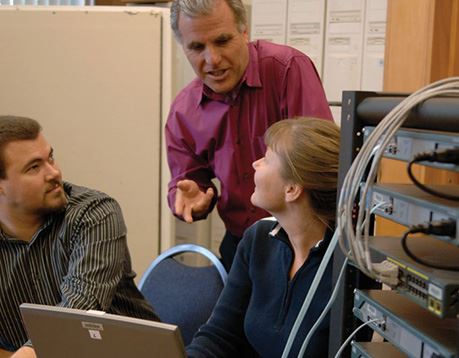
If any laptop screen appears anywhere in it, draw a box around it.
[20,303,186,358]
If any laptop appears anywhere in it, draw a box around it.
[20,303,186,358]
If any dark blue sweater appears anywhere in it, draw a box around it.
[187,219,332,357]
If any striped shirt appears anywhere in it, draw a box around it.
[0,182,159,351]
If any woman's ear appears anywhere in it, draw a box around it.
[285,183,303,203]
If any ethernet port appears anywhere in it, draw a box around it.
[428,297,436,310]
[435,301,442,314]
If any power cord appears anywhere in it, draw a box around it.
[407,148,459,201]
[413,147,459,164]
[333,318,385,358]
[401,220,459,271]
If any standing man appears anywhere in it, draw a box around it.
[0,116,159,358]
[166,0,332,270]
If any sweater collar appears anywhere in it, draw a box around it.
[268,220,334,254]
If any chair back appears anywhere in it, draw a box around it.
[138,244,227,345]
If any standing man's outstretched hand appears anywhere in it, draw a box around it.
[175,179,214,223]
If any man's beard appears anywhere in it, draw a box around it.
[38,189,69,216]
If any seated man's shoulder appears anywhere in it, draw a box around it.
[63,182,121,218]
[65,182,111,200]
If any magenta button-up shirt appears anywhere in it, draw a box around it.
[166,40,332,238]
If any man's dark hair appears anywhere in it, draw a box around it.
[0,115,42,179]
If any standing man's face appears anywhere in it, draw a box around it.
[178,0,249,94]
[0,133,68,219]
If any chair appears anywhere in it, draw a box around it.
[138,244,228,346]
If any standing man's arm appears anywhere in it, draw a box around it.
[165,112,218,223]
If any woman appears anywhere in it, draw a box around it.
[187,118,340,357]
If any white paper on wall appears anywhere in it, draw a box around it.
[330,105,342,126]
[286,0,326,75]
[324,54,361,101]
[322,0,365,103]
[250,0,287,44]
[361,0,387,91]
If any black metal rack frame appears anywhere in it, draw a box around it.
[328,90,459,357]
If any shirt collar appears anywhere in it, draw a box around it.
[197,42,262,107]
[245,41,262,88]
[0,229,8,241]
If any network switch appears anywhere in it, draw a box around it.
[369,184,459,246]
[351,341,405,358]
[363,126,459,172]
[353,289,459,358]
[369,236,459,318]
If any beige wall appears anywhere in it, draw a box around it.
[0,6,162,280]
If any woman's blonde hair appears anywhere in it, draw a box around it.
[264,118,340,226]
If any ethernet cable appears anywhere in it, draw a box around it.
[337,77,459,282]
[297,257,349,357]
[333,318,385,358]
[280,229,339,358]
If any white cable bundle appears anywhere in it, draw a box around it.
[337,77,459,282]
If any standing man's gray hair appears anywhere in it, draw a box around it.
[170,0,247,42]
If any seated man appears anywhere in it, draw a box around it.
[0,116,159,358]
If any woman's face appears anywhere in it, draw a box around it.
[250,147,288,213]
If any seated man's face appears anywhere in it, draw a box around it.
[178,0,249,94]
[0,133,68,217]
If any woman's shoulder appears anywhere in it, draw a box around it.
[245,217,278,237]
[239,217,280,252]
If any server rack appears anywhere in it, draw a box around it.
[329,90,459,357]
